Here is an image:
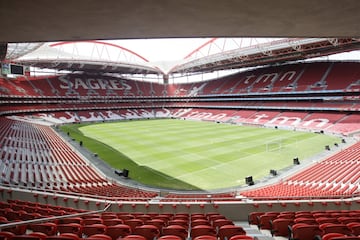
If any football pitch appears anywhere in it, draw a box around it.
[62,119,340,190]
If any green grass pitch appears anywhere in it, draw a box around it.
[61,119,340,190]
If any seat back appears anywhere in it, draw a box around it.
[291,224,322,240]
[218,225,246,240]
[271,218,294,237]
[56,223,82,237]
[30,223,57,236]
[105,224,132,240]
[133,225,160,240]
[82,224,107,237]
[162,225,188,240]
[191,225,216,239]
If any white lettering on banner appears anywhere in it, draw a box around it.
[244,75,256,84]
[302,118,329,127]
[280,71,296,81]
[243,71,298,85]
[209,113,228,120]
[74,78,88,89]
[56,76,132,90]
[172,108,193,117]
[59,75,71,89]
[255,73,278,83]
[268,116,302,126]
[253,114,269,122]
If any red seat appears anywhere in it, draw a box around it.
[124,219,144,232]
[191,225,216,239]
[347,222,360,235]
[30,222,57,236]
[57,233,80,240]
[82,224,107,237]
[270,218,294,237]
[229,235,254,240]
[103,218,124,226]
[319,223,352,235]
[258,214,278,230]
[248,212,264,225]
[145,219,165,231]
[332,237,360,240]
[105,224,132,240]
[11,235,42,240]
[322,233,347,240]
[28,232,48,240]
[158,235,182,240]
[133,224,160,240]
[193,236,218,240]
[58,217,83,225]
[162,225,188,240]
[218,225,246,240]
[56,223,82,237]
[168,219,188,228]
[191,219,211,227]
[86,234,112,240]
[122,235,147,240]
[212,219,234,230]
[290,223,322,240]
[0,231,15,239]
[83,218,104,225]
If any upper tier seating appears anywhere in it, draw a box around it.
[1,62,360,97]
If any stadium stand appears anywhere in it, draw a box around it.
[0,60,360,240]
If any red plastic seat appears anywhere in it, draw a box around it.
[28,232,48,240]
[290,223,322,240]
[83,218,104,225]
[158,235,182,240]
[218,225,246,240]
[82,224,107,237]
[191,219,211,227]
[133,224,160,240]
[270,218,294,237]
[212,219,234,230]
[168,219,188,228]
[30,222,57,236]
[229,235,254,240]
[191,225,216,239]
[58,233,80,240]
[258,214,278,230]
[56,223,82,237]
[124,219,144,232]
[122,235,147,240]
[145,219,165,231]
[319,223,352,235]
[162,225,188,240]
[193,235,218,240]
[105,224,132,240]
[0,231,15,240]
[58,217,83,225]
[248,212,264,225]
[322,233,346,240]
[11,235,42,240]
[103,218,124,226]
[86,234,112,240]
[347,222,360,235]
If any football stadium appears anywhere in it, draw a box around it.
[0,1,360,240]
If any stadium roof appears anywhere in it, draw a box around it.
[1,0,360,80]
[1,0,360,42]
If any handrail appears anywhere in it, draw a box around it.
[0,202,111,230]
